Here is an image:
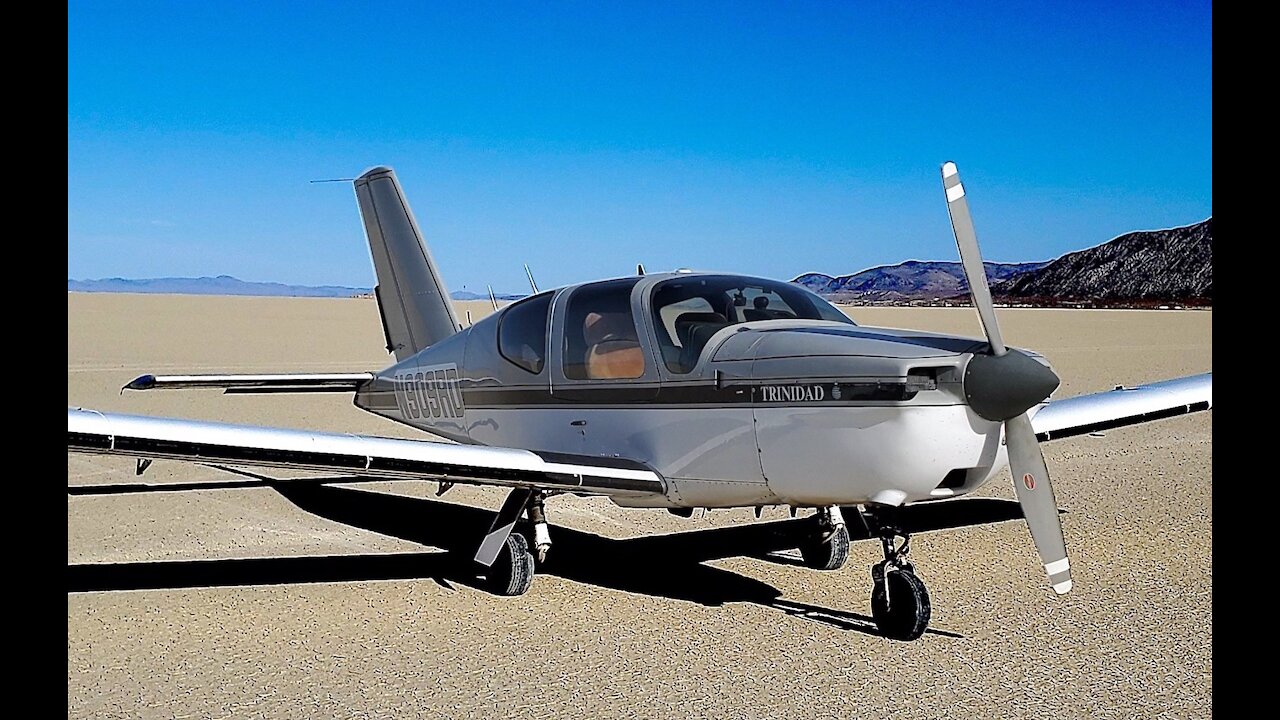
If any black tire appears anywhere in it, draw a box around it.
[799,523,850,571]
[871,569,931,641]
[482,532,535,596]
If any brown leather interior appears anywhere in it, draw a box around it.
[586,340,645,379]
[583,312,645,379]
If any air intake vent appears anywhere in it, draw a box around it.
[907,367,941,391]
[938,468,968,489]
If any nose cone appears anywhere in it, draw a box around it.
[963,349,1060,421]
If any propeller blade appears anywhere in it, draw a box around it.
[1004,412,1071,594]
[487,284,500,312]
[941,162,1006,356]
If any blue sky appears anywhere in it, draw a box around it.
[69,1,1211,294]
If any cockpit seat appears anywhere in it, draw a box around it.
[587,341,645,379]
[743,308,795,321]
[584,312,645,379]
[743,295,795,322]
[674,311,730,371]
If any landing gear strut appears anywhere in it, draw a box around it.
[867,518,931,641]
[799,506,850,571]
[527,491,552,564]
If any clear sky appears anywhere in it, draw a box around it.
[69,1,1211,294]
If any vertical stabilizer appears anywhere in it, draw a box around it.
[354,167,460,360]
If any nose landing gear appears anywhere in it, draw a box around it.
[868,522,931,641]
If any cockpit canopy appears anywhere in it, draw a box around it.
[650,274,854,373]
[486,273,855,383]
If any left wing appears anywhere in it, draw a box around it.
[1032,373,1211,442]
[68,408,665,497]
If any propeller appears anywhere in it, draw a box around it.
[941,161,1072,595]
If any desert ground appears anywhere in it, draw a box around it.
[68,293,1211,719]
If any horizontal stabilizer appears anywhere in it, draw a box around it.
[123,373,374,394]
[1032,373,1212,442]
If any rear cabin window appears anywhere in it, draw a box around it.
[563,278,645,380]
[497,292,553,374]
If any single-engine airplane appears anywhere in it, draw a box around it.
[68,163,1212,640]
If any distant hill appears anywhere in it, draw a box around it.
[997,219,1211,303]
[793,261,1047,303]
[67,275,527,301]
[68,275,369,298]
[451,289,527,301]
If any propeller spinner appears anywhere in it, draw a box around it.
[941,161,1072,595]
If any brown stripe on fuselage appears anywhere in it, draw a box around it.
[460,380,920,408]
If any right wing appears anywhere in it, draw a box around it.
[1031,373,1212,442]
[68,408,665,498]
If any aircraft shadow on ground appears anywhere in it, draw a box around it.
[68,484,1029,639]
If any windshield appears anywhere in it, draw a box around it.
[650,275,854,373]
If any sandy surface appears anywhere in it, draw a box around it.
[68,293,1211,719]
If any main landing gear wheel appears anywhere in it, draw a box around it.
[799,522,850,571]
[482,532,535,596]
[868,522,931,641]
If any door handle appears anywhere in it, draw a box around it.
[570,420,587,427]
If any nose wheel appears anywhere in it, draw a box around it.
[869,524,931,641]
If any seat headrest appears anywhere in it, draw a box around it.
[584,312,635,346]
[674,311,728,327]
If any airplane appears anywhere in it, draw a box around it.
[67,163,1212,641]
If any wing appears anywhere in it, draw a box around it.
[1031,373,1211,442]
[68,408,665,498]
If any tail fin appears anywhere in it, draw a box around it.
[354,167,460,361]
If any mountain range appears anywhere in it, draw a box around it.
[793,218,1211,306]
[793,261,1048,302]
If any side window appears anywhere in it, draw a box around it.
[497,292,552,374]
[563,278,645,380]
[650,280,732,374]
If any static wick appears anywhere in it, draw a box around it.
[309,178,356,184]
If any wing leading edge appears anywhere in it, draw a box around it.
[67,408,665,497]
[1031,373,1212,442]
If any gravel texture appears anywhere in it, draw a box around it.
[68,295,1212,719]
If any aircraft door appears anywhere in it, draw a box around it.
[640,275,771,504]
[549,278,659,457]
